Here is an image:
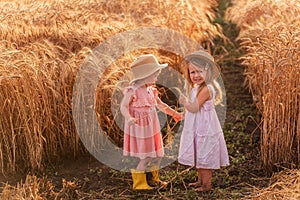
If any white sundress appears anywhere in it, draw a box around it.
[178,84,229,169]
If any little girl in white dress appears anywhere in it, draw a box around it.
[178,50,229,192]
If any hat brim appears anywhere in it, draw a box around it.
[129,63,168,84]
[185,54,221,80]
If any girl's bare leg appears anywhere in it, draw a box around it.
[194,168,212,192]
[136,158,150,171]
[188,168,202,187]
[148,157,161,169]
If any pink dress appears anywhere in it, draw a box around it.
[178,84,229,169]
[123,85,164,159]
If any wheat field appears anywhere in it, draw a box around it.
[0,0,299,199]
[0,0,222,174]
[226,0,300,172]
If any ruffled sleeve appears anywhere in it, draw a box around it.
[151,87,159,101]
[123,86,137,101]
[146,86,159,105]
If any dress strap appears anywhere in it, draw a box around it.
[207,84,216,99]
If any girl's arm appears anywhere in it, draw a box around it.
[120,90,136,124]
[156,97,184,121]
[179,86,210,113]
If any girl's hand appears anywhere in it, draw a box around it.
[173,112,184,122]
[128,117,137,125]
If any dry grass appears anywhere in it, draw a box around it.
[245,169,300,200]
[0,175,54,200]
[0,175,80,200]
[0,0,223,174]
[226,0,300,171]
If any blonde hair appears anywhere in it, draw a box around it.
[184,58,223,105]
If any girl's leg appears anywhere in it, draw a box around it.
[148,157,161,169]
[188,168,202,187]
[136,158,150,171]
[195,168,212,192]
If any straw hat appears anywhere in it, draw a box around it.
[129,54,168,83]
[185,50,221,80]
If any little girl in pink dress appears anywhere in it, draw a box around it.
[120,54,183,190]
[123,85,163,159]
[178,50,229,192]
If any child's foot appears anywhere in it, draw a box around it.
[188,181,201,187]
[194,185,211,192]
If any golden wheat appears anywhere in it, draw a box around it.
[0,0,222,174]
[226,0,300,171]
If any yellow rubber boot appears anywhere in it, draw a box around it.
[147,167,167,188]
[131,169,153,190]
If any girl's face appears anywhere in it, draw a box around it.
[188,63,207,85]
[142,70,160,85]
